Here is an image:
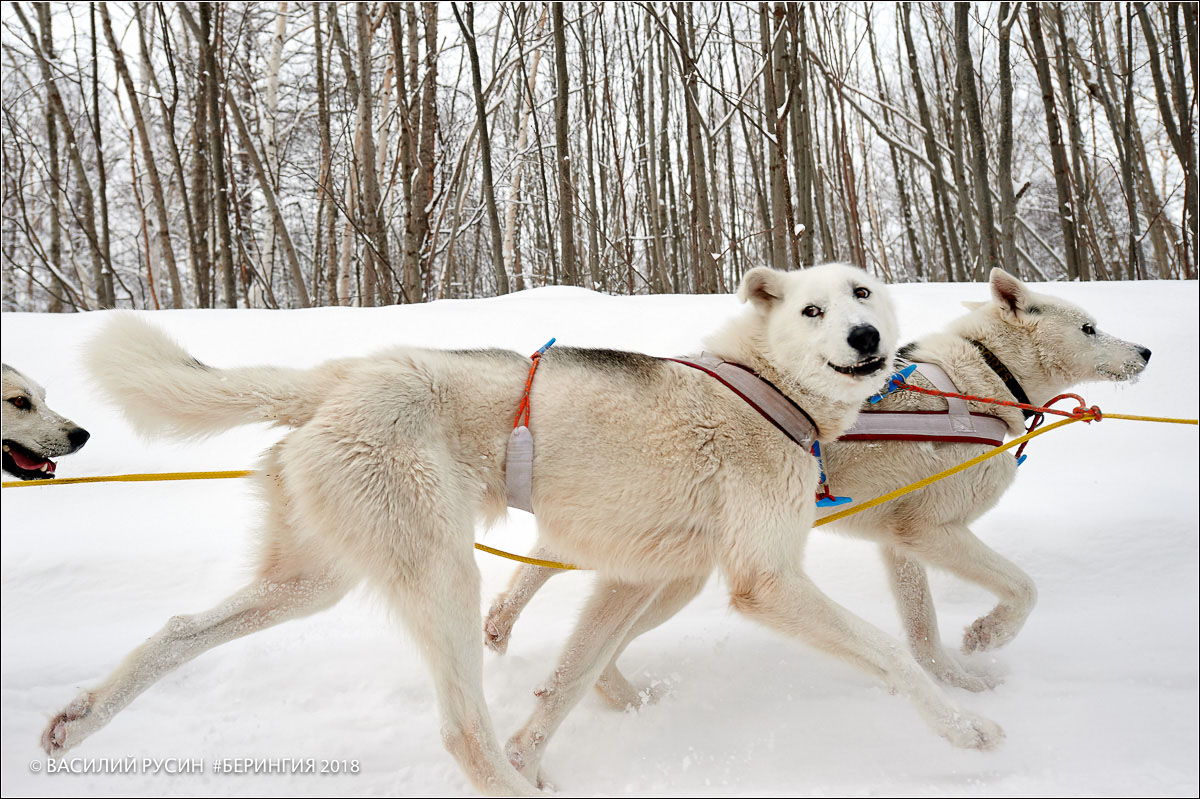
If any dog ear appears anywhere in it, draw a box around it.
[989,268,1027,315]
[961,300,986,311]
[739,267,784,311]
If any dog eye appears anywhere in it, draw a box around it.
[802,305,823,318]
[853,287,870,300]
[1082,323,1096,336]
[8,396,29,409]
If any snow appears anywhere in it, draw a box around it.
[2,280,1197,797]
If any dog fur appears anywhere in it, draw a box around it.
[2,363,90,480]
[485,268,1154,719]
[40,263,1006,795]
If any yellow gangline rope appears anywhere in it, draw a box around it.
[2,469,253,488]
[4,412,1195,569]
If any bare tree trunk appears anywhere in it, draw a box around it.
[198,4,237,307]
[1051,4,1092,280]
[761,3,787,270]
[552,3,579,286]
[955,3,997,279]
[503,7,548,291]
[36,2,65,311]
[138,3,202,307]
[1137,2,1196,277]
[900,2,961,281]
[361,3,394,304]
[579,9,602,290]
[997,2,1019,275]
[313,3,337,304]
[261,1,288,302]
[401,2,439,303]
[454,2,509,295]
[675,3,720,292]
[1028,2,1084,281]
[14,3,113,307]
[792,4,815,267]
[100,2,184,308]
[866,3,921,279]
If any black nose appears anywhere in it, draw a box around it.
[847,324,880,355]
[67,427,90,450]
[1138,347,1151,363]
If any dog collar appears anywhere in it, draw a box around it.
[968,340,1035,419]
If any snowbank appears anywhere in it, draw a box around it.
[2,280,1197,796]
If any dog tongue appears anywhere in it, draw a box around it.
[9,448,55,473]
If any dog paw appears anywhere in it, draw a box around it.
[506,731,545,783]
[594,671,669,711]
[924,653,1001,692]
[41,693,94,754]
[484,600,518,655]
[939,710,1005,751]
[961,614,1017,654]
[484,617,511,655]
[532,770,558,792]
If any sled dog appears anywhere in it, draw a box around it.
[486,268,1153,719]
[2,363,90,480]
[41,263,1002,796]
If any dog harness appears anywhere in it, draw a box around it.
[839,361,1008,446]
[503,349,819,512]
[503,347,1015,512]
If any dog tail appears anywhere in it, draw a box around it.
[85,314,330,439]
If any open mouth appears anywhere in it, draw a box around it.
[828,356,887,377]
[2,441,57,480]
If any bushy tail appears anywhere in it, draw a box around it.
[85,314,330,439]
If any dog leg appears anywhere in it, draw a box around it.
[728,564,1004,751]
[41,570,349,756]
[882,546,998,691]
[900,523,1037,654]
[594,574,708,710]
[506,580,660,785]
[389,548,540,797]
[484,558,556,654]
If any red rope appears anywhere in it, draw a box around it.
[894,383,1103,459]
[513,352,545,429]
[896,383,1103,422]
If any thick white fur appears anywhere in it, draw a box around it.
[40,263,1007,795]
[486,268,1153,717]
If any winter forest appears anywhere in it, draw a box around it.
[0,2,1196,313]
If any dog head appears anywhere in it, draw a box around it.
[2,364,90,480]
[959,269,1151,391]
[736,263,898,404]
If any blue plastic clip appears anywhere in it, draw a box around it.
[535,338,557,355]
[869,363,917,404]
[811,441,853,507]
[1016,454,1027,467]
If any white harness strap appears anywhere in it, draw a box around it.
[505,425,535,512]
[667,354,819,450]
[839,362,1008,446]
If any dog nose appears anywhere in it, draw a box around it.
[847,325,880,355]
[68,427,90,450]
[1138,347,1151,363]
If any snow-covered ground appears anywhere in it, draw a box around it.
[2,280,1197,797]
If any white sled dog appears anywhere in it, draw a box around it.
[2,363,90,480]
[486,268,1153,723]
[41,263,1004,796]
